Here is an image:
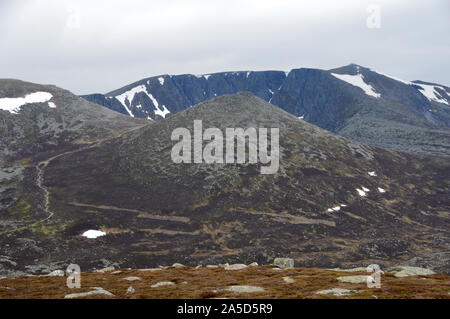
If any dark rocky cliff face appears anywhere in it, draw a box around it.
[82,64,450,155]
[83,70,286,119]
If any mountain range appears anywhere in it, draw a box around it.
[1,80,448,275]
[82,64,450,155]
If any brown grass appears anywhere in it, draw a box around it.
[0,266,449,299]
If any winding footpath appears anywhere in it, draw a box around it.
[1,125,146,235]
[35,144,100,222]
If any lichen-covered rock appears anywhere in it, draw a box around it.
[274,258,294,268]
[329,267,368,273]
[64,287,114,299]
[398,251,449,275]
[224,264,247,270]
[151,281,175,288]
[96,266,115,273]
[47,270,65,277]
[283,276,295,284]
[336,275,370,283]
[226,285,265,293]
[122,276,142,281]
[316,288,360,296]
[390,266,435,278]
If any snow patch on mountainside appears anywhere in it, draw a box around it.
[356,188,368,197]
[414,83,449,105]
[0,91,53,114]
[195,74,211,80]
[148,93,170,118]
[268,89,275,103]
[115,85,148,117]
[82,230,106,239]
[114,84,172,118]
[371,69,449,105]
[327,204,346,213]
[331,73,381,98]
[148,93,159,109]
[154,104,170,118]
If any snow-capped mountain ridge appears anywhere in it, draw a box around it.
[412,82,449,105]
[363,67,450,105]
[82,64,450,154]
[331,72,381,98]
[112,82,171,120]
[84,64,450,121]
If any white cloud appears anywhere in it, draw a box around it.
[0,0,448,94]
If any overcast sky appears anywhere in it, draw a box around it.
[0,0,449,94]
